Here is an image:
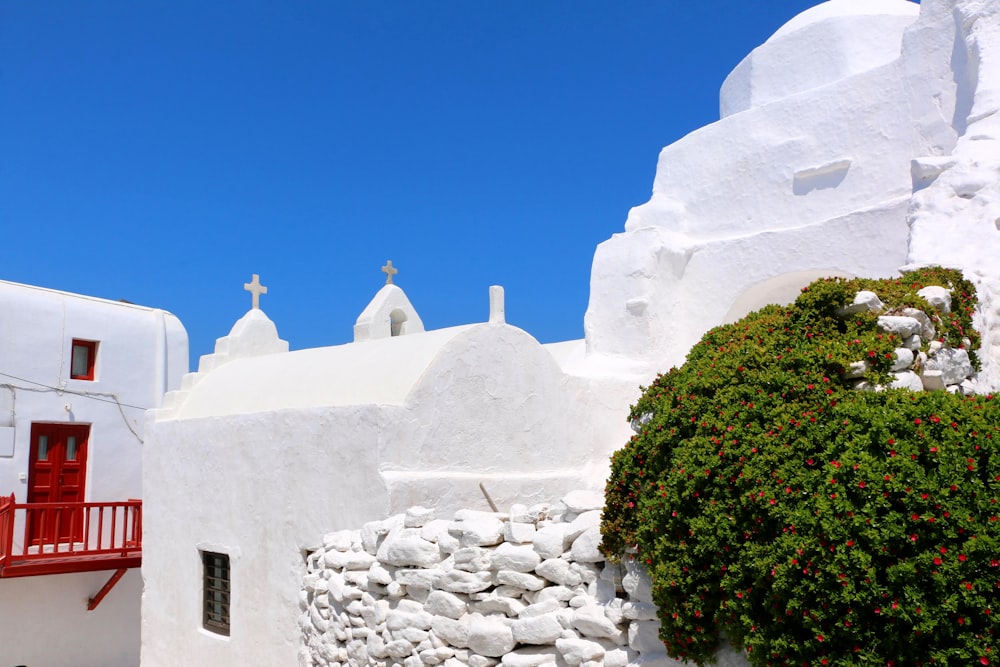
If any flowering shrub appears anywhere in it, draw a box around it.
[601,268,999,666]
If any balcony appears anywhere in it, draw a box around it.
[0,493,141,578]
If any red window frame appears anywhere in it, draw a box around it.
[70,339,98,381]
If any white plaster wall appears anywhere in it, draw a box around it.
[0,280,187,667]
[382,325,585,511]
[721,2,918,117]
[630,59,914,240]
[141,407,387,667]
[586,199,910,370]
[584,1,940,368]
[0,569,142,667]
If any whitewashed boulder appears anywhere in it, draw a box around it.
[454,547,493,573]
[501,647,560,667]
[471,596,525,617]
[386,639,415,659]
[367,633,389,659]
[387,608,434,631]
[877,315,922,338]
[432,616,471,648]
[565,511,602,543]
[509,504,534,523]
[838,290,883,317]
[570,527,604,563]
[362,515,402,555]
[536,558,582,587]
[903,333,922,350]
[468,617,516,657]
[453,518,505,547]
[561,490,604,514]
[436,569,493,594]
[917,286,951,314]
[891,371,925,392]
[555,638,605,666]
[406,506,436,528]
[533,524,568,559]
[604,647,629,667]
[512,612,565,645]
[400,627,431,644]
[495,570,547,591]
[571,605,623,640]
[891,348,915,371]
[420,647,453,665]
[900,308,936,341]
[425,590,468,620]
[925,347,972,385]
[532,586,578,606]
[323,530,354,552]
[378,535,442,568]
[492,543,542,572]
[396,568,437,589]
[504,521,537,544]
[368,562,393,585]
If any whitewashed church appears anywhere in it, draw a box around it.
[138,0,1000,664]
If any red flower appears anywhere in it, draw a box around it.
[914,418,923,425]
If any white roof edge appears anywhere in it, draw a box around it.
[767,0,919,43]
[0,278,176,315]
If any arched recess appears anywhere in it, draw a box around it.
[390,309,408,337]
[722,268,856,324]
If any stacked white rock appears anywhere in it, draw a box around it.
[836,283,979,395]
[297,491,732,667]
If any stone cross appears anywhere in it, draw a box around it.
[244,273,268,310]
[381,260,398,285]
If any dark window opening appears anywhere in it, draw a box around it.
[202,551,230,636]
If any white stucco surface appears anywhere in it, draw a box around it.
[0,280,187,667]
[171,324,476,417]
[721,0,919,117]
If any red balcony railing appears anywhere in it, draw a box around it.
[0,493,141,577]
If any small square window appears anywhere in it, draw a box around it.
[202,551,230,636]
[70,340,97,381]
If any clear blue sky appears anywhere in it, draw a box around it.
[1,1,826,366]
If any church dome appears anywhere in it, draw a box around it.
[720,0,920,118]
[767,0,919,43]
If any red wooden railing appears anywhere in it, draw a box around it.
[0,493,141,577]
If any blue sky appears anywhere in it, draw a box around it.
[2,1,828,365]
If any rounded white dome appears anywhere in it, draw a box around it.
[768,0,919,43]
[720,0,920,118]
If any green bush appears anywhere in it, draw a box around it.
[601,268,999,666]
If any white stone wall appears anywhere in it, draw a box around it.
[298,492,751,667]
[834,281,981,394]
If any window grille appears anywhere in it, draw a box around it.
[202,551,230,635]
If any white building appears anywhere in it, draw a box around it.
[140,0,1000,664]
[0,280,187,667]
